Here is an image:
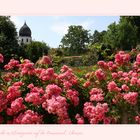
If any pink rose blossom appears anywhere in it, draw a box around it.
[13,110,43,124]
[75,114,84,124]
[136,54,140,64]
[66,89,79,106]
[37,68,55,81]
[39,56,52,65]
[123,92,138,105]
[121,84,129,92]
[89,88,104,102]
[95,69,106,80]
[130,77,138,86]
[19,60,35,75]
[4,59,19,70]
[111,72,118,79]
[107,61,114,67]
[115,51,130,66]
[135,115,140,124]
[45,84,62,99]
[7,85,21,101]
[0,54,4,63]
[97,61,108,69]
[83,81,91,88]
[83,102,109,124]
[7,97,26,115]
[107,81,121,92]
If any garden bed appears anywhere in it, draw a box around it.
[0,51,140,124]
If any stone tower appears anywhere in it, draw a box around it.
[19,22,32,45]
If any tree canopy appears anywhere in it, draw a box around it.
[103,19,137,51]
[120,16,140,43]
[0,16,20,64]
[91,30,106,45]
[60,25,90,55]
[24,41,50,62]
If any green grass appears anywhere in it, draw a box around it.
[71,65,98,78]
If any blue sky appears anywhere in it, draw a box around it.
[10,16,120,48]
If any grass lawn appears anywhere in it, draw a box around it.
[71,65,97,78]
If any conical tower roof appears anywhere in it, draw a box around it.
[19,22,31,37]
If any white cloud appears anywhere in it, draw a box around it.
[50,19,95,36]
[50,22,71,36]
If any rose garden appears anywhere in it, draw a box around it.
[1,50,140,124]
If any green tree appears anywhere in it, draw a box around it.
[60,25,90,55]
[118,18,137,50]
[91,30,106,44]
[103,20,137,51]
[24,41,50,62]
[0,16,20,64]
[103,22,120,50]
[120,16,140,43]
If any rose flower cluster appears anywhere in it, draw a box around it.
[0,50,140,124]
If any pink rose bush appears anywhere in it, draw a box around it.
[89,88,104,102]
[13,110,43,124]
[0,51,140,124]
[83,102,109,124]
[83,50,140,124]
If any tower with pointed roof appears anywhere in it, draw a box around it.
[18,22,32,45]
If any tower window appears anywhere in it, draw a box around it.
[22,39,23,42]
[27,39,28,42]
